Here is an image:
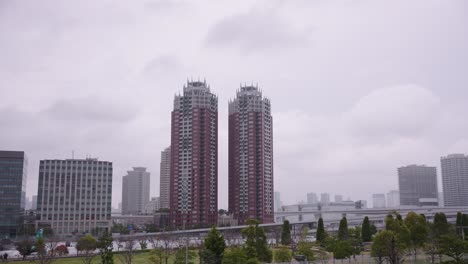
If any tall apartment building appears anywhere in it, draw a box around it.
[159,147,171,209]
[37,158,112,235]
[441,154,468,206]
[170,80,218,228]
[122,167,150,215]
[307,192,318,204]
[372,194,386,208]
[0,151,27,238]
[228,85,274,224]
[398,165,438,206]
[386,190,400,208]
[320,193,330,205]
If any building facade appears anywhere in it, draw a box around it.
[307,192,318,204]
[159,147,171,209]
[398,165,438,207]
[0,151,27,238]
[441,154,468,206]
[386,190,400,208]
[122,167,150,215]
[334,195,343,203]
[274,192,282,211]
[228,85,274,224]
[144,197,161,214]
[170,80,218,228]
[372,194,386,208]
[37,158,112,235]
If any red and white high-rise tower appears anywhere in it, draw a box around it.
[229,85,274,224]
[170,80,218,228]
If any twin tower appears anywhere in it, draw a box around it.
[164,80,274,228]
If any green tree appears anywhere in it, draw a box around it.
[200,226,226,264]
[404,211,428,262]
[362,216,372,242]
[439,234,468,263]
[242,219,272,263]
[35,237,55,264]
[222,247,247,264]
[371,229,408,264]
[174,249,196,264]
[462,214,468,239]
[338,217,349,240]
[274,246,292,262]
[370,224,377,236]
[371,231,388,264]
[316,217,327,244]
[15,238,34,260]
[97,230,114,264]
[76,234,98,264]
[280,220,291,245]
[456,212,463,237]
[296,241,315,261]
[349,226,362,260]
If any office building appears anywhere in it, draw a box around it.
[386,190,400,208]
[159,147,171,209]
[398,165,438,206]
[170,80,218,227]
[37,158,112,235]
[320,193,330,205]
[122,167,150,215]
[334,195,343,203]
[372,194,386,208]
[0,151,27,238]
[307,192,318,204]
[228,85,274,224]
[441,154,468,206]
[274,192,282,211]
[144,197,160,214]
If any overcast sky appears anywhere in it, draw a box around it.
[1,0,467,208]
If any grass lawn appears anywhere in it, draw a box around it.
[12,250,201,264]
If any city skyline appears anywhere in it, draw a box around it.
[1,1,467,208]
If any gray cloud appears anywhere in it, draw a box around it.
[205,9,311,53]
[44,97,139,123]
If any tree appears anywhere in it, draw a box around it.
[55,245,68,256]
[316,217,327,244]
[76,235,98,264]
[361,216,372,242]
[274,246,292,262]
[338,217,349,240]
[242,219,272,263]
[139,240,147,250]
[98,230,114,264]
[426,213,450,264]
[36,237,56,264]
[280,220,291,245]
[456,212,463,237]
[200,226,226,264]
[462,214,468,239]
[222,247,247,264]
[117,238,136,264]
[296,241,315,261]
[174,248,196,264]
[15,238,34,260]
[349,226,363,260]
[370,229,408,264]
[404,211,428,263]
[371,231,388,264]
[439,234,468,263]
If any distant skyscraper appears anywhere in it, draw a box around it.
[320,193,330,205]
[170,80,218,228]
[229,85,274,224]
[159,146,171,209]
[372,194,386,208]
[37,158,112,235]
[307,192,318,204]
[441,154,468,206]
[438,192,444,207]
[144,197,161,214]
[334,195,343,203]
[0,151,27,238]
[122,167,150,215]
[32,195,38,210]
[274,192,282,211]
[398,165,438,206]
[386,190,400,208]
